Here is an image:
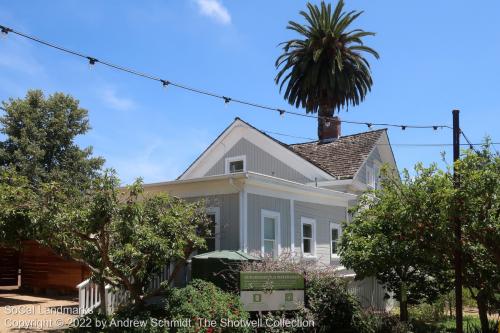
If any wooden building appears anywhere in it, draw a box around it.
[20,240,89,294]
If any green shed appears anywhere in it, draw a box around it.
[191,251,260,291]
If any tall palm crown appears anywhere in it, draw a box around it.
[275,1,379,139]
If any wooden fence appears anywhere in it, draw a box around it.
[0,247,19,286]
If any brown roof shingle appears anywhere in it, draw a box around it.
[288,129,386,179]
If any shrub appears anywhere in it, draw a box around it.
[306,274,373,333]
[365,312,412,333]
[164,279,250,333]
[408,299,447,323]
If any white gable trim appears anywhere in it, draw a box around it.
[179,119,334,181]
[352,131,398,182]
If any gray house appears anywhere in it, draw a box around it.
[142,117,397,308]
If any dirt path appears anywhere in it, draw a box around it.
[0,286,79,332]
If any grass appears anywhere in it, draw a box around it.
[410,316,499,333]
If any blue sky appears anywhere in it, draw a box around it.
[1,0,499,184]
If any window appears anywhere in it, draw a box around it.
[366,166,375,189]
[261,210,280,257]
[373,164,381,189]
[330,223,341,257]
[301,217,316,257]
[200,207,220,254]
[225,155,246,174]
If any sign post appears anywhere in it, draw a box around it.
[240,272,305,312]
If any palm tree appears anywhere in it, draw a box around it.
[275,0,379,140]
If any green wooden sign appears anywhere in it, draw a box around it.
[240,271,304,291]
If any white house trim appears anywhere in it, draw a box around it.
[179,119,334,181]
[244,172,354,207]
[330,221,341,260]
[225,155,246,174]
[243,189,248,252]
[300,217,316,258]
[239,191,244,251]
[261,209,281,257]
[206,207,221,250]
[290,199,295,256]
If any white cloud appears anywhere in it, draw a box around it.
[195,0,231,25]
[100,88,135,111]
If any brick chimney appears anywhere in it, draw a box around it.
[319,116,341,142]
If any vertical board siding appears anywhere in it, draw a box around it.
[186,194,240,250]
[294,201,347,266]
[356,146,382,185]
[349,277,387,310]
[246,193,291,254]
[205,138,311,183]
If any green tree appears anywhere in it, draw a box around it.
[0,90,104,244]
[41,171,212,308]
[455,143,500,333]
[275,0,379,140]
[0,168,36,247]
[339,165,454,322]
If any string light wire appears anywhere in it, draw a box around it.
[0,23,453,130]
[1,23,497,153]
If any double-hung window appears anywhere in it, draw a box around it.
[330,223,341,257]
[202,207,220,253]
[261,210,280,257]
[301,217,316,257]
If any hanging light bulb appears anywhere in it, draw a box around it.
[433,126,438,131]
[0,26,10,39]
[87,57,98,69]
[223,97,231,108]
[401,126,406,130]
[278,109,285,117]
[367,123,373,129]
[160,80,170,89]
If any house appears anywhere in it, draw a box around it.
[141,117,397,307]
[75,117,399,313]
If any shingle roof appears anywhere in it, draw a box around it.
[288,129,386,179]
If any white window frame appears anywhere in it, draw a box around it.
[300,217,316,257]
[206,207,220,251]
[261,209,280,257]
[366,165,375,189]
[330,222,341,258]
[373,163,381,189]
[224,155,246,174]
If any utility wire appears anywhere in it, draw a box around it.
[264,130,499,147]
[0,24,452,130]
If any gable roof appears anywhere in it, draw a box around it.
[178,118,335,181]
[288,129,387,179]
[178,117,392,182]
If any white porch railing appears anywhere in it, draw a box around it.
[76,264,171,316]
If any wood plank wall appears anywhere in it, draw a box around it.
[20,240,89,294]
[0,247,19,286]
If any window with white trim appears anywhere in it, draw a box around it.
[225,155,246,174]
[301,217,316,257]
[373,164,381,189]
[261,210,280,257]
[330,223,341,257]
[366,165,375,189]
[202,207,220,253]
